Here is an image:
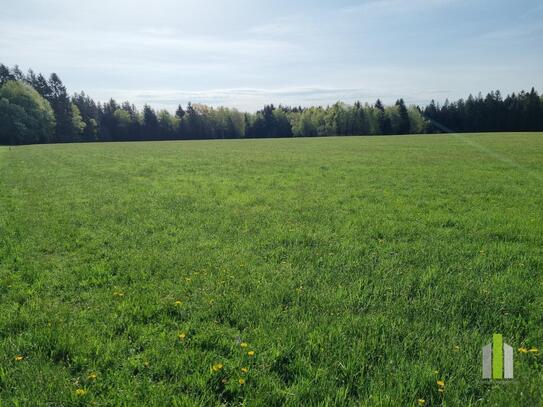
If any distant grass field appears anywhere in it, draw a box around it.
[1,133,542,406]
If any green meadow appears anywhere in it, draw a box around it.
[0,132,542,406]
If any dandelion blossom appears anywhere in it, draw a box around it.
[212,363,224,372]
[75,389,87,396]
[241,367,249,373]
[88,372,97,380]
[240,342,249,348]
[238,378,245,385]
[247,351,255,357]
[178,332,186,341]
[418,399,426,406]
[15,355,24,361]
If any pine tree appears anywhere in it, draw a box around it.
[395,99,410,134]
[48,73,74,142]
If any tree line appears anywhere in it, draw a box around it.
[1,63,542,145]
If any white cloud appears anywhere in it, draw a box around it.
[1,0,541,111]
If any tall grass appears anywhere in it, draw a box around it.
[0,133,542,405]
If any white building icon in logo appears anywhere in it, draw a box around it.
[482,334,513,379]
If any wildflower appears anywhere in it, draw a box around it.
[241,367,249,373]
[247,351,255,357]
[418,399,426,406]
[212,363,224,372]
[178,332,186,341]
[238,378,245,385]
[437,379,445,394]
[240,342,248,348]
[87,372,97,380]
[529,347,538,353]
[518,347,528,353]
[75,388,87,396]
[113,291,124,297]
[15,355,24,361]
[174,300,182,305]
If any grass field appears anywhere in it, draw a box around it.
[1,132,542,406]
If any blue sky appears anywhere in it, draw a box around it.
[1,0,542,111]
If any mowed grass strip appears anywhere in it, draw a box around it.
[0,133,542,406]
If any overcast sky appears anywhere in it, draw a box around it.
[1,0,542,111]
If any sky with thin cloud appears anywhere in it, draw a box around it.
[1,0,542,111]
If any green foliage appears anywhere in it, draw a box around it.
[248,105,293,138]
[72,92,100,141]
[0,81,55,145]
[1,63,542,145]
[408,106,427,134]
[71,104,86,139]
[157,110,179,139]
[424,88,543,133]
[113,108,132,128]
[48,73,74,142]
[385,105,401,134]
[1,133,542,405]
[291,107,325,137]
[395,99,410,134]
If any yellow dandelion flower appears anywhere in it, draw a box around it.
[518,347,528,353]
[247,351,255,357]
[178,332,186,341]
[240,342,249,348]
[241,367,249,373]
[238,378,245,385]
[75,388,87,396]
[174,300,182,305]
[529,347,538,353]
[15,355,24,361]
[418,399,426,406]
[436,380,445,388]
[212,363,224,372]
[87,372,97,380]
